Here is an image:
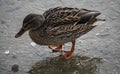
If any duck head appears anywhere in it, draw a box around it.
[15,14,45,38]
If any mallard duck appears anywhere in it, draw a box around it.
[15,7,105,59]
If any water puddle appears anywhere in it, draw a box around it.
[28,55,102,74]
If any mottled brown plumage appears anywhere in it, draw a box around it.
[15,7,105,59]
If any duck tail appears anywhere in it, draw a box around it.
[76,10,101,25]
[86,11,106,26]
[85,11,101,25]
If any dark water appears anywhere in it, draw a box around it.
[0,0,120,74]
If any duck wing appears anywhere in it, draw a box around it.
[43,7,101,34]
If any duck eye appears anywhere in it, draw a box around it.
[24,24,27,28]
[23,23,28,28]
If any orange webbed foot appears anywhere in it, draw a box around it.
[48,45,62,52]
[60,40,75,59]
[62,51,73,59]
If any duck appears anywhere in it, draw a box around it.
[15,7,105,59]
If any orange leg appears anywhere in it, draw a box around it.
[48,45,63,52]
[62,40,75,59]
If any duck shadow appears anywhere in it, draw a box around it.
[28,55,102,74]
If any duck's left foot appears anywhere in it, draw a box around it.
[61,40,75,59]
[48,45,62,52]
[62,51,73,59]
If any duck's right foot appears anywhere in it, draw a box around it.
[48,45,62,52]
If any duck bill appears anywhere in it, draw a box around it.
[15,28,26,38]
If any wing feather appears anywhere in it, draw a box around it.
[43,7,101,34]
